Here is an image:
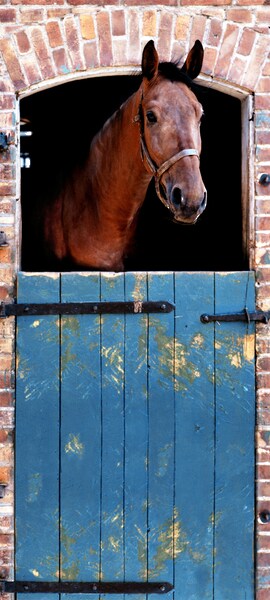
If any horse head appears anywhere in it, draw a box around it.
[139,40,207,224]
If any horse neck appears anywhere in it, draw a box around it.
[88,87,151,221]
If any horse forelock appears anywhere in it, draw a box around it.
[158,62,198,92]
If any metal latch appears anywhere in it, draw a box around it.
[201,308,270,324]
[0,581,173,595]
[0,301,174,318]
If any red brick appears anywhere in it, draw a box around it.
[257,552,270,568]
[237,28,256,56]
[157,12,174,60]
[257,147,270,163]
[20,9,44,24]
[0,9,16,23]
[0,38,26,90]
[0,181,16,196]
[0,516,13,533]
[0,246,12,265]
[237,0,268,4]
[206,18,223,47]
[143,10,158,38]
[227,8,252,23]
[46,21,63,48]
[263,61,270,77]
[64,15,84,70]
[182,0,230,4]
[127,10,140,65]
[242,36,270,90]
[0,97,15,110]
[257,589,270,600]
[255,95,270,111]
[214,23,239,80]
[83,41,98,69]
[15,31,30,54]
[229,56,247,85]
[257,78,270,94]
[0,392,14,408]
[0,467,11,484]
[47,9,71,19]
[257,356,270,372]
[175,14,190,41]
[21,54,41,86]
[257,216,270,231]
[96,12,113,67]
[53,47,71,75]
[68,0,101,4]
[30,27,55,79]
[112,10,125,37]
[203,46,218,75]
[257,373,270,388]
[257,9,270,23]
[80,14,95,40]
[12,0,63,4]
[257,131,270,145]
[126,0,176,5]
[258,464,270,480]
[190,15,207,48]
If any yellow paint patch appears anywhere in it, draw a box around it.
[65,434,84,456]
[229,352,242,368]
[108,536,120,552]
[30,569,40,578]
[131,273,146,301]
[243,333,255,362]
[31,320,40,328]
[191,333,205,348]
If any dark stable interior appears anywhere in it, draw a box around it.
[20,75,244,272]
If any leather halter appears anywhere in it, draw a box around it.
[134,98,199,210]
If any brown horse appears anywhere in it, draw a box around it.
[43,40,207,271]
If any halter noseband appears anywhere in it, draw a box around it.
[134,99,199,210]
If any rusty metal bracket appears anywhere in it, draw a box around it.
[0,581,173,595]
[0,300,174,318]
[201,308,270,324]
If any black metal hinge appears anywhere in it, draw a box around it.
[0,581,173,595]
[201,308,270,324]
[0,301,174,318]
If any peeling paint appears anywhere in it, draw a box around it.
[30,569,40,578]
[65,433,84,456]
[31,320,40,328]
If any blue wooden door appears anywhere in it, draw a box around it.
[15,271,255,599]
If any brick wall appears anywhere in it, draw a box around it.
[0,2,270,597]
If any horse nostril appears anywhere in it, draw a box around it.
[172,187,183,207]
[201,191,207,210]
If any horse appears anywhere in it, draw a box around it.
[43,40,207,271]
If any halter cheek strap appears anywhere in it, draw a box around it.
[134,104,200,210]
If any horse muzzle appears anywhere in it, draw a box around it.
[157,177,207,224]
[169,188,207,224]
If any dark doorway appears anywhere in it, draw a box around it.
[20,76,244,272]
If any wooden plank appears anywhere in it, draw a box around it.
[16,272,60,600]
[60,273,102,583]
[147,273,174,600]
[124,273,148,600]
[174,273,215,599]
[100,273,125,600]
[214,272,255,599]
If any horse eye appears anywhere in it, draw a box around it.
[146,111,157,124]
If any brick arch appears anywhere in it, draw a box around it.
[0,8,269,96]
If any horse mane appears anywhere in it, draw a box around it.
[158,61,197,92]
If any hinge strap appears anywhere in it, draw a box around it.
[0,581,173,595]
[1,301,174,318]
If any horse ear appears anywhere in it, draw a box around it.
[142,40,159,81]
[181,40,204,80]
